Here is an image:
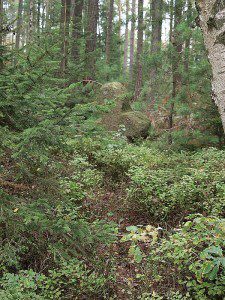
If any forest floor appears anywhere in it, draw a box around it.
[85,184,165,299]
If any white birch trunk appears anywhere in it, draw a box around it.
[197,0,225,132]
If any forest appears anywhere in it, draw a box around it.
[0,0,225,299]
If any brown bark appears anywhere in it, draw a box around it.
[15,0,23,51]
[28,0,35,42]
[37,0,41,35]
[184,0,192,75]
[196,0,225,132]
[85,0,99,76]
[134,0,143,100]
[168,0,184,144]
[129,0,136,80]
[71,0,83,61]
[0,0,3,72]
[123,0,129,77]
[117,0,122,42]
[106,0,114,64]
[60,0,71,77]
[149,0,163,86]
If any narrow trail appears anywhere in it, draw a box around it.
[85,187,153,299]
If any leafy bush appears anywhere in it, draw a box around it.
[148,216,225,299]
[126,148,225,221]
[0,259,115,299]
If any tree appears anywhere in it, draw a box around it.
[106,0,114,64]
[149,0,163,99]
[117,0,122,43]
[123,0,129,77]
[129,0,136,80]
[168,0,184,144]
[0,0,3,73]
[28,0,35,42]
[15,0,23,52]
[71,0,83,62]
[85,0,99,77]
[60,0,71,77]
[134,0,143,100]
[196,0,225,132]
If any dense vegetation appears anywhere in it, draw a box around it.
[0,0,225,299]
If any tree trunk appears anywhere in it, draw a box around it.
[60,0,71,78]
[123,0,129,77]
[106,0,114,64]
[71,0,83,61]
[196,0,225,132]
[117,0,122,43]
[134,0,143,100]
[0,0,3,72]
[37,0,41,35]
[149,0,163,98]
[28,0,35,42]
[15,0,23,51]
[168,0,183,144]
[129,0,136,80]
[184,0,192,76]
[85,0,99,77]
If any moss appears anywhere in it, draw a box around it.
[100,82,126,101]
[99,83,150,139]
[120,111,151,139]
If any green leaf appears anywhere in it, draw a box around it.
[126,226,138,233]
[208,265,220,280]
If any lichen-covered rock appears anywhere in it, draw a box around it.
[99,82,150,139]
[100,82,126,101]
[120,111,151,140]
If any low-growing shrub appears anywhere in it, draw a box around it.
[126,148,225,221]
[148,215,225,299]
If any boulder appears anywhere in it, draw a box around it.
[120,111,151,140]
[100,82,126,101]
[99,82,151,140]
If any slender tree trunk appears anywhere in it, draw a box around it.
[37,0,41,35]
[129,0,136,80]
[71,0,83,61]
[134,0,143,100]
[60,0,71,78]
[123,0,129,77]
[0,0,3,72]
[85,0,99,77]
[117,0,122,43]
[184,0,192,76]
[28,0,34,42]
[15,0,23,51]
[168,0,183,144]
[106,0,114,64]
[149,0,163,99]
[196,0,225,132]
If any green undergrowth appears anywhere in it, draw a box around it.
[1,130,225,299]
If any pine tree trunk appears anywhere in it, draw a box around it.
[149,0,163,98]
[0,0,3,72]
[60,0,71,78]
[71,0,83,61]
[106,0,114,64]
[117,0,122,43]
[196,0,225,132]
[184,0,192,76]
[129,0,136,80]
[134,0,143,100]
[15,0,23,51]
[123,0,129,77]
[28,0,34,42]
[85,0,99,77]
[168,0,183,144]
[37,0,41,35]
